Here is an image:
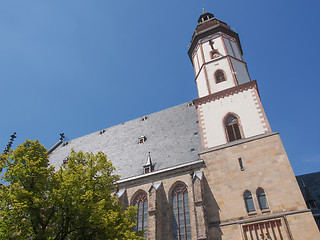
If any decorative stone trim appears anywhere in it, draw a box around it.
[196,105,209,149]
[209,209,311,227]
[117,160,205,187]
[251,87,272,133]
[200,132,278,155]
[194,81,259,149]
[193,80,257,106]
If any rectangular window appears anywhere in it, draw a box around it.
[238,158,244,170]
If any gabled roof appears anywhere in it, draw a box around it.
[49,102,202,180]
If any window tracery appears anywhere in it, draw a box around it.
[172,184,191,240]
[225,114,242,142]
[133,192,148,238]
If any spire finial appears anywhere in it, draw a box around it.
[202,7,206,14]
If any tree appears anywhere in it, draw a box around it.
[0,140,144,240]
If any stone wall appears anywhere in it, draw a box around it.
[117,133,320,239]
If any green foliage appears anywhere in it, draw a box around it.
[0,140,144,240]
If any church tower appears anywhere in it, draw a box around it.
[190,12,271,149]
[190,12,320,239]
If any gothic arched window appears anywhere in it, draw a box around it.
[133,192,148,238]
[225,114,242,142]
[257,188,268,210]
[244,191,255,213]
[215,70,226,83]
[172,184,191,240]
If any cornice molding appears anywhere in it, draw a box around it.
[209,209,311,228]
[117,159,205,187]
[193,80,257,106]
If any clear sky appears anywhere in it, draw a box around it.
[0,0,319,176]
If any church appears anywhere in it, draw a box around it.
[49,12,320,239]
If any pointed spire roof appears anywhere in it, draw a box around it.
[144,151,152,167]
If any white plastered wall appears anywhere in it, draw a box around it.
[206,59,235,93]
[198,88,268,149]
[196,70,209,97]
[192,54,199,74]
[193,32,251,97]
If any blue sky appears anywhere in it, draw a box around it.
[0,0,319,176]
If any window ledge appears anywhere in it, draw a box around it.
[248,211,257,216]
[261,209,270,213]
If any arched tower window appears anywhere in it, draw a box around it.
[225,114,242,142]
[215,70,226,83]
[257,188,269,210]
[133,192,148,238]
[172,184,191,240]
[244,191,255,213]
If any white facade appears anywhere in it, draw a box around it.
[191,19,270,149]
[196,85,271,149]
[192,33,251,98]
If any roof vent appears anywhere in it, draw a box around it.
[139,136,147,144]
[62,141,69,147]
[141,116,148,121]
[99,129,106,135]
[187,102,194,106]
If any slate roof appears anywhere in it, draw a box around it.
[296,172,320,214]
[49,102,202,180]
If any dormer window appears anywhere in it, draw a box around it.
[143,152,153,174]
[141,116,148,121]
[139,136,146,144]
